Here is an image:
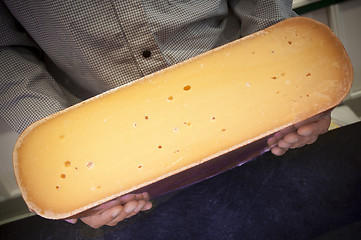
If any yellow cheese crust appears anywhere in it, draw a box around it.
[13,17,353,219]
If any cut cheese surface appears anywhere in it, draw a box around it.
[13,17,353,219]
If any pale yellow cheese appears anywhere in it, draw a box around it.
[13,17,353,219]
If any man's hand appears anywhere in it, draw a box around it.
[65,192,152,228]
[267,112,332,156]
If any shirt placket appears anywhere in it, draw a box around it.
[111,1,168,77]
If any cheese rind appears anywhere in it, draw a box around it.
[13,17,353,219]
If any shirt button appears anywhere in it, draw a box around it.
[142,50,151,58]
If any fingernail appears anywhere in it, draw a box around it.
[112,209,121,218]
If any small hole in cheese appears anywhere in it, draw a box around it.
[60,174,66,179]
[288,41,292,45]
[158,145,162,149]
[183,85,191,91]
[64,161,71,167]
[167,96,174,101]
[145,116,149,120]
[221,129,226,132]
[138,165,142,169]
[306,73,311,77]
[86,161,94,169]
[56,186,60,189]
[184,122,191,126]
[211,117,216,121]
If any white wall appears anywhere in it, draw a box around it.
[293,0,323,9]
[338,0,361,99]
[300,0,361,100]
[0,118,20,202]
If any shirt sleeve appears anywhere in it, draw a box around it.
[0,1,77,133]
[229,0,298,37]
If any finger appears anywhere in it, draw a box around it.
[305,135,318,145]
[288,135,308,148]
[289,135,318,149]
[267,130,287,145]
[297,123,318,137]
[123,200,139,215]
[142,201,153,211]
[122,193,150,215]
[277,139,291,149]
[108,200,152,226]
[271,147,287,156]
[117,192,150,203]
[142,192,150,201]
[118,194,137,204]
[81,205,123,228]
[104,205,127,227]
[289,142,306,149]
[133,200,147,214]
[135,193,145,201]
[128,199,153,217]
[267,136,277,147]
[126,200,147,219]
[91,194,136,215]
[297,116,330,137]
[319,114,332,134]
[283,132,300,144]
[107,201,139,226]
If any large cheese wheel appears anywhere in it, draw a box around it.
[13,17,353,219]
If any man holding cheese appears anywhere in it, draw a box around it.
[0,0,332,229]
